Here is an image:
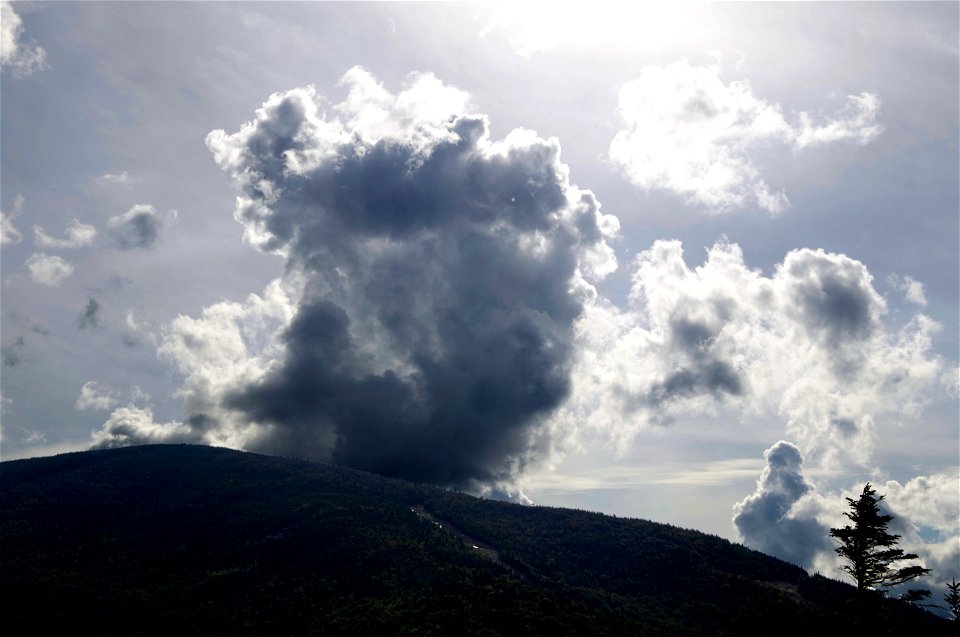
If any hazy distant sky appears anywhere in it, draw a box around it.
[1,1,957,588]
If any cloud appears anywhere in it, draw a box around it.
[203,69,617,487]
[76,297,101,330]
[1,194,25,245]
[151,277,298,452]
[23,429,45,444]
[733,458,959,595]
[33,219,97,249]
[850,474,959,599]
[96,170,132,186]
[889,274,928,307]
[129,385,152,405]
[1,336,25,367]
[610,60,881,214]
[120,309,156,348]
[0,1,46,78]
[793,92,882,149]
[75,381,118,411]
[89,405,197,449]
[107,204,176,249]
[882,474,960,540]
[94,68,617,489]
[25,252,74,286]
[732,441,833,568]
[526,458,763,493]
[567,239,944,468]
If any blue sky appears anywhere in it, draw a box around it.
[1,1,957,589]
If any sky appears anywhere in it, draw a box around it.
[1,1,957,596]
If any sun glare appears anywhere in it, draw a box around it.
[482,2,706,56]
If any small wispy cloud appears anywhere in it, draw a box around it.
[77,297,102,330]
[96,170,133,186]
[1,336,26,368]
[130,385,152,404]
[527,459,764,494]
[23,429,46,444]
[75,381,118,411]
[121,309,156,348]
[34,219,97,249]
[889,274,928,307]
[1,194,25,245]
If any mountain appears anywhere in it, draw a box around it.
[0,445,950,636]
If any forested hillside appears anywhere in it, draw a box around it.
[0,445,949,636]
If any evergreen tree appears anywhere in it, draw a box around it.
[945,578,960,620]
[829,483,930,595]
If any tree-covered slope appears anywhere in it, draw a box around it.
[0,445,948,636]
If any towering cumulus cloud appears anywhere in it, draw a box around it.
[734,442,958,584]
[732,441,832,568]
[94,69,617,490]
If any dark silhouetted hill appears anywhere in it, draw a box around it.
[1,445,950,635]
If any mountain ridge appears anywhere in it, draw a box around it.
[1,444,949,635]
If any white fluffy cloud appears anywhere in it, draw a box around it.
[610,60,881,214]
[90,405,196,449]
[1,194,25,245]
[90,276,301,451]
[566,239,944,470]
[33,219,97,249]
[882,474,960,540]
[1,1,46,78]
[873,474,959,598]
[75,381,118,411]
[155,277,300,450]
[25,252,74,286]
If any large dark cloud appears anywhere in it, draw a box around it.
[732,441,832,568]
[179,70,616,487]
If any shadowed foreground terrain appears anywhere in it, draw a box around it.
[0,445,950,636]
